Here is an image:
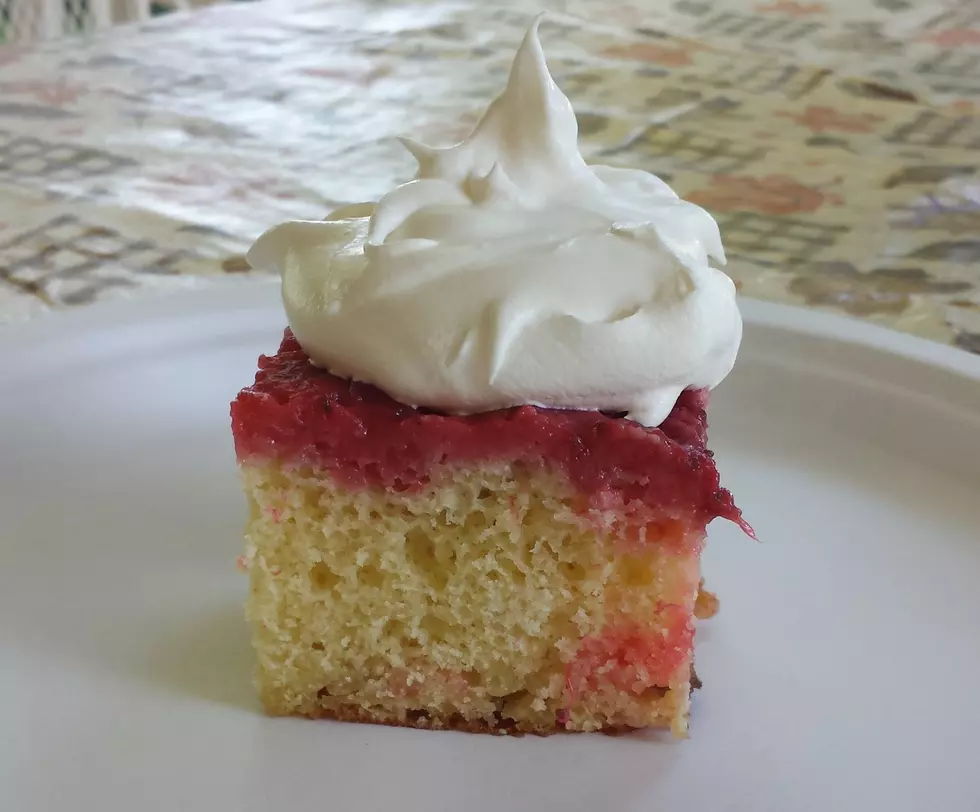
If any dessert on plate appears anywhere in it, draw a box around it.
[232,18,748,736]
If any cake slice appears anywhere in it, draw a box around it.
[233,16,747,737]
[231,332,747,735]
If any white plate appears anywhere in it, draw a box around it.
[2,280,979,812]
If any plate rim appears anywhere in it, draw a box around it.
[2,277,978,384]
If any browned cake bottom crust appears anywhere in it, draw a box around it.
[307,704,639,736]
[300,668,702,737]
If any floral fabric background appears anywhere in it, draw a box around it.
[0,0,979,353]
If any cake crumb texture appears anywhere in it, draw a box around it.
[241,461,703,735]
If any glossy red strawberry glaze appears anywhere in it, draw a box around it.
[231,331,748,533]
[565,605,694,699]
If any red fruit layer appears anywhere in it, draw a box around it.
[231,330,748,533]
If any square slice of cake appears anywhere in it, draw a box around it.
[231,332,747,736]
[233,16,748,737]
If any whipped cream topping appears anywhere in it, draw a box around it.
[247,17,742,427]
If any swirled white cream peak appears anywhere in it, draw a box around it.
[247,17,742,427]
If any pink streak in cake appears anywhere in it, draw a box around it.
[231,331,751,536]
[565,605,694,699]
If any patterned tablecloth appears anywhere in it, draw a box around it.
[1,0,979,354]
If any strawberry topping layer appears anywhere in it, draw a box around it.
[231,331,748,532]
